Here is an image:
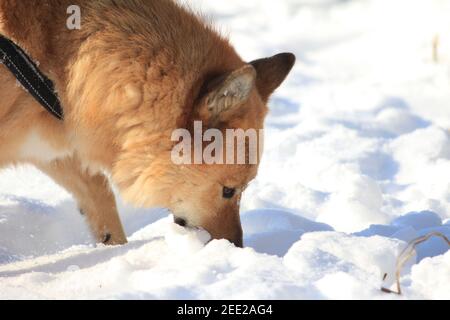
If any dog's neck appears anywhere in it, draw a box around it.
[0,0,79,84]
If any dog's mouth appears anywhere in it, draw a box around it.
[174,216,188,227]
[173,215,208,234]
[172,215,213,246]
[172,215,242,248]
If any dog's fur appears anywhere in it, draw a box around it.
[0,0,295,246]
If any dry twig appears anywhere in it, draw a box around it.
[381,232,450,295]
[433,34,440,63]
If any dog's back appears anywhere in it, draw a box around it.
[0,0,242,165]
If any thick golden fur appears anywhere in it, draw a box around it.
[0,0,294,246]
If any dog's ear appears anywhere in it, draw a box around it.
[198,65,256,125]
[250,53,296,102]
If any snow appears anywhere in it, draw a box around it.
[391,211,442,230]
[1,0,450,299]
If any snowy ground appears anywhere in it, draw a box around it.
[1,0,450,299]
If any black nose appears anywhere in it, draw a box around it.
[233,237,244,248]
[174,217,187,227]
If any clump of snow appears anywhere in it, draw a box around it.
[284,232,405,288]
[1,0,450,299]
[164,221,212,255]
[407,251,450,299]
[414,227,450,262]
[356,211,450,262]
[373,108,429,136]
[317,175,388,233]
[242,209,333,256]
[391,211,442,230]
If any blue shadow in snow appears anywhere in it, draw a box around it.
[358,152,399,181]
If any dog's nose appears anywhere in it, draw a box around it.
[232,236,243,248]
[174,217,187,227]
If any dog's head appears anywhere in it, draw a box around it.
[167,53,296,247]
[110,53,295,247]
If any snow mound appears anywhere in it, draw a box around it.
[1,225,443,300]
[391,211,442,230]
[408,251,450,299]
[242,209,333,256]
[355,211,450,262]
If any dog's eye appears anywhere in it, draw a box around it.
[223,187,236,199]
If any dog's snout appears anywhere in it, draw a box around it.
[233,237,243,248]
[173,215,243,248]
[174,217,187,227]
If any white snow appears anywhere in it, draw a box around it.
[1,0,450,299]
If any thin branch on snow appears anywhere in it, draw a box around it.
[432,34,440,63]
[381,232,450,295]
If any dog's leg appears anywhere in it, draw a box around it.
[34,156,128,245]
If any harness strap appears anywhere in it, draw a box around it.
[0,35,63,120]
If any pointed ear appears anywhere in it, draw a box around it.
[250,53,296,101]
[198,65,256,125]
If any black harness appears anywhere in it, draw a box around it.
[0,35,63,120]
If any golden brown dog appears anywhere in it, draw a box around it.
[0,0,295,247]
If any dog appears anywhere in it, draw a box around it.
[0,0,295,247]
